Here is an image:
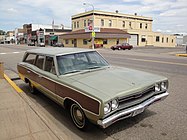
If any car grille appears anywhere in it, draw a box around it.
[118,86,155,109]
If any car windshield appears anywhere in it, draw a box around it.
[57,51,109,75]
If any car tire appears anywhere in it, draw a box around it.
[70,103,88,130]
[28,81,36,94]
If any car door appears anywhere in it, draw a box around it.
[36,55,57,101]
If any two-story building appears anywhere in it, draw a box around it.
[61,10,176,48]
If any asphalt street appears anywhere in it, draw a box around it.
[0,44,187,140]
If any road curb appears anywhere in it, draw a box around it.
[4,73,23,93]
[176,54,187,57]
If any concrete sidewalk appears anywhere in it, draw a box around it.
[0,78,59,140]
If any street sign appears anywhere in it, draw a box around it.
[85,27,100,32]
[92,31,95,38]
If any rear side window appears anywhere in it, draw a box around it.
[35,55,45,69]
[23,53,36,64]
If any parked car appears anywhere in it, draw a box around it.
[53,42,64,47]
[38,42,45,47]
[28,42,35,46]
[111,43,133,50]
[17,48,169,130]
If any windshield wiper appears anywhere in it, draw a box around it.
[87,66,102,70]
[63,70,81,75]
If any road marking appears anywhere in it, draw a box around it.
[0,51,23,55]
[13,52,19,54]
[126,58,187,66]
[4,74,23,93]
[0,53,6,55]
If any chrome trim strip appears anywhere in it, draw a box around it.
[18,64,101,116]
[97,92,169,128]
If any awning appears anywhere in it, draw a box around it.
[50,36,57,40]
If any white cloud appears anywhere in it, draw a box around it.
[0,0,187,34]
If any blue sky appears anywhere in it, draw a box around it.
[0,0,187,34]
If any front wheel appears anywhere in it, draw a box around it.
[70,103,88,130]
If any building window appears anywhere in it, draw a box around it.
[140,23,142,29]
[72,40,74,44]
[103,39,108,44]
[172,39,174,43]
[166,37,168,43]
[129,22,132,28]
[74,22,76,28]
[84,20,86,27]
[77,21,79,28]
[156,36,160,42]
[83,39,88,45]
[122,21,125,28]
[109,20,112,27]
[65,39,69,44]
[88,19,92,26]
[141,35,146,42]
[145,24,148,29]
[101,19,104,26]
[162,37,164,43]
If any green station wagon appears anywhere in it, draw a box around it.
[17,48,169,130]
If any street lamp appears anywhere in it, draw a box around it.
[83,3,95,49]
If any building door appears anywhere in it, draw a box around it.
[129,34,138,46]
[74,39,77,47]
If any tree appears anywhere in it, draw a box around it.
[0,30,6,35]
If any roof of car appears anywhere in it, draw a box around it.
[26,47,94,56]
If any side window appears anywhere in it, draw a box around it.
[23,53,36,64]
[35,55,45,69]
[44,56,56,75]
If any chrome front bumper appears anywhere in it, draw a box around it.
[97,92,169,128]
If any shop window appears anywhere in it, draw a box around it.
[116,39,119,44]
[65,39,69,44]
[156,36,160,42]
[140,23,142,29]
[101,19,104,26]
[141,35,146,42]
[83,39,88,45]
[109,20,112,27]
[122,21,125,28]
[103,39,108,44]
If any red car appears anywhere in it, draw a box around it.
[111,43,133,50]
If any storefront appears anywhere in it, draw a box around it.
[60,28,130,48]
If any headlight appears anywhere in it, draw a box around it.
[111,99,118,110]
[155,83,161,91]
[161,81,168,90]
[104,103,111,114]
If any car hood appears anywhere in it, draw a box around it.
[60,67,166,102]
